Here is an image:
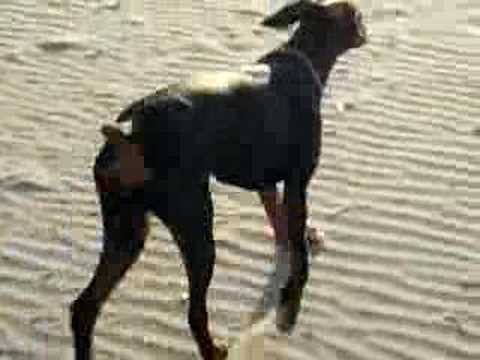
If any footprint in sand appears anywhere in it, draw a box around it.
[226,311,275,360]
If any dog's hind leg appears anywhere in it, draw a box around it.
[160,182,226,360]
[70,250,143,359]
[71,178,148,359]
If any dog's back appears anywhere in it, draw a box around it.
[136,50,321,191]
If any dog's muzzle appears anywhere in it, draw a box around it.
[354,12,367,47]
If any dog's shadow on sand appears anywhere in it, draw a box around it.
[247,262,286,326]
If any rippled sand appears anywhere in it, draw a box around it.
[0,0,478,359]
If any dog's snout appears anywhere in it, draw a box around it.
[354,12,367,46]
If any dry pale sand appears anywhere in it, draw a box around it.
[0,0,479,359]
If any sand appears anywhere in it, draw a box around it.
[0,0,478,359]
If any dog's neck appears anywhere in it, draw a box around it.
[283,31,344,86]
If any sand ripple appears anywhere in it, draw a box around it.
[0,0,479,359]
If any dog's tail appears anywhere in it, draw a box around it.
[115,98,143,123]
[116,88,170,124]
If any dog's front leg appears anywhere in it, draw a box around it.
[258,189,322,252]
[274,178,310,333]
[259,189,287,243]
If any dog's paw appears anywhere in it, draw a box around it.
[213,343,228,360]
[275,281,304,334]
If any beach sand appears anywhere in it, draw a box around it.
[0,0,478,359]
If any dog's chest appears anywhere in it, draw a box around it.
[199,92,305,189]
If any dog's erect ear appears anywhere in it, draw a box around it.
[261,1,333,29]
[101,125,128,145]
[261,0,311,28]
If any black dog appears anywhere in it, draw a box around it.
[70,2,367,359]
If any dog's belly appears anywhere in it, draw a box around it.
[213,168,285,191]
[209,140,290,190]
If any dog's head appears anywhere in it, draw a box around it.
[94,125,149,251]
[262,1,367,55]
